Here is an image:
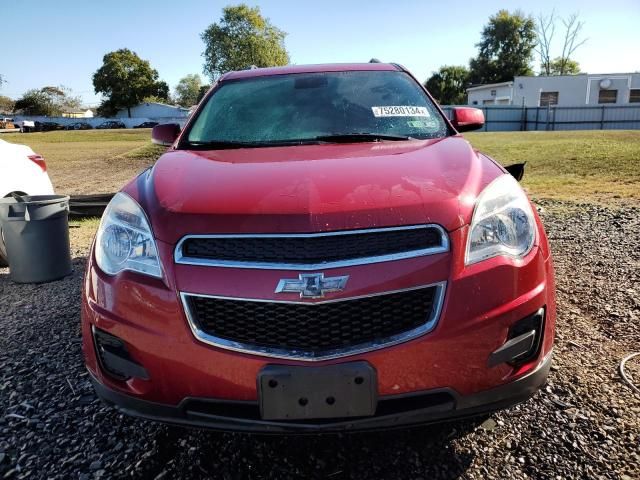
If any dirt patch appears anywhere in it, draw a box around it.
[49,144,162,195]
[0,201,638,479]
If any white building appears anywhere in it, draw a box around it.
[116,102,190,119]
[61,108,94,118]
[467,73,640,107]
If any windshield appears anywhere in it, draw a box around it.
[185,71,448,147]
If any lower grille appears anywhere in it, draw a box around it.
[182,283,445,361]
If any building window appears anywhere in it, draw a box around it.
[482,99,494,105]
[598,89,617,104]
[629,89,640,103]
[539,91,559,107]
[490,89,497,96]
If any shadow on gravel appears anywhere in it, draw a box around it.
[136,419,485,479]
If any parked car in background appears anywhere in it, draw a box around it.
[18,120,35,132]
[40,121,64,132]
[96,120,126,129]
[84,63,556,433]
[0,139,55,266]
[0,118,16,129]
[65,122,93,130]
[133,121,159,129]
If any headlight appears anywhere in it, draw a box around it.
[95,192,162,278]
[465,174,536,265]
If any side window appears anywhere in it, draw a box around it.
[629,89,640,103]
[539,92,559,107]
[598,89,617,104]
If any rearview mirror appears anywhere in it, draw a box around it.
[451,107,484,133]
[151,123,180,146]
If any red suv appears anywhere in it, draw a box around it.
[82,63,555,432]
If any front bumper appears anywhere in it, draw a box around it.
[90,351,552,433]
[82,222,556,431]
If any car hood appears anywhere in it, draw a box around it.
[128,136,504,244]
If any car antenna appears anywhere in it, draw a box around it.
[369,58,381,63]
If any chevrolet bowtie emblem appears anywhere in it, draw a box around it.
[275,273,349,299]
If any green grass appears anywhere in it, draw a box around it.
[465,130,640,203]
[2,129,149,143]
[1,129,152,163]
[116,142,166,160]
[1,129,158,195]
[2,129,638,204]
[70,217,101,227]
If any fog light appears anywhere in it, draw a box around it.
[92,327,149,381]
[488,308,545,367]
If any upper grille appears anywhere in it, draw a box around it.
[176,225,447,269]
[183,284,443,360]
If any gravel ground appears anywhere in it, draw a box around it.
[1,200,639,479]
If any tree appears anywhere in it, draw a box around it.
[196,85,211,103]
[93,49,169,117]
[536,12,586,75]
[14,90,50,115]
[96,98,119,118]
[142,94,171,104]
[42,86,82,112]
[548,57,580,75]
[535,11,555,76]
[0,95,14,114]
[175,74,203,106]
[13,86,81,116]
[424,66,470,105]
[469,10,537,85]
[155,81,170,101]
[557,14,586,75]
[201,4,289,80]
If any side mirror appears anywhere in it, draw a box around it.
[504,162,526,182]
[451,107,484,132]
[151,123,180,146]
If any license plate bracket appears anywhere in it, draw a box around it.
[258,361,378,420]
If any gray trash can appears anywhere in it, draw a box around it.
[0,194,72,283]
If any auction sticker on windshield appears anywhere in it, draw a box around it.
[372,106,429,117]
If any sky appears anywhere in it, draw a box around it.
[1,0,639,106]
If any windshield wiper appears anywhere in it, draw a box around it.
[183,139,326,150]
[182,134,414,150]
[314,133,414,143]
[183,140,266,150]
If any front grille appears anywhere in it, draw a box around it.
[184,285,442,359]
[177,225,447,269]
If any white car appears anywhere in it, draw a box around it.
[0,139,55,266]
